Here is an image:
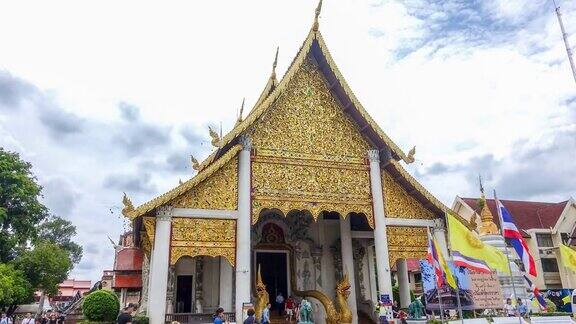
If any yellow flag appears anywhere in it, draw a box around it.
[559,244,576,271]
[434,238,457,289]
[447,213,510,274]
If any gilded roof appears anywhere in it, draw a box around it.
[126,145,242,219]
[126,17,448,221]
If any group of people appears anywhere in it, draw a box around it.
[504,298,529,318]
[0,311,65,324]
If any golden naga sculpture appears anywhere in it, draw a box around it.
[208,126,222,147]
[405,146,416,164]
[190,155,200,171]
[294,273,352,324]
[254,266,269,322]
[121,192,134,217]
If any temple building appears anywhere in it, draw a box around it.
[121,3,454,323]
[453,195,576,290]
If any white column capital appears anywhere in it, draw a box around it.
[367,149,380,163]
[240,135,252,151]
[156,206,173,221]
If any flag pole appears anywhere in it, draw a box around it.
[494,189,522,324]
[428,228,445,322]
[444,212,465,323]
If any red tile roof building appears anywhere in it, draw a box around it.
[453,196,576,290]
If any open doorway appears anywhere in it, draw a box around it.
[255,251,289,315]
[176,275,193,313]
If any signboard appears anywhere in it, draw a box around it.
[421,259,506,310]
[380,294,392,306]
[469,271,504,309]
[378,294,393,320]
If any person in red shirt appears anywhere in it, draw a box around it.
[285,296,295,322]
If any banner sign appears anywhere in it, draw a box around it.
[420,259,503,310]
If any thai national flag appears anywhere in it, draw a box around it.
[497,199,537,276]
[523,275,547,310]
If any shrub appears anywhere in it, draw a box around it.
[82,290,120,321]
[132,315,149,324]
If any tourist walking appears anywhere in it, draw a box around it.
[213,307,229,324]
[285,295,295,322]
[243,309,256,324]
[21,313,34,324]
[517,298,528,317]
[504,298,516,317]
[0,313,11,324]
[261,303,271,324]
[275,293,284,316]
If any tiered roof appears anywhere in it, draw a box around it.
[124,2,449,220]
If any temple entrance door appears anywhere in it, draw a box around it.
[255,251,289,311]
[176,275,193,313]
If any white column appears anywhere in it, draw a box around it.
[433,222,449,257]
[148,206,173,324]
[236,135,252,321]
[317,215,330,294]
[367,245,378,302]
[367,149,393,302]
[340,216,358,324]
[219,257,233,312]
[396,259,411,308]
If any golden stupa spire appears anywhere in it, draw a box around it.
[477,175,499,236]
[313,0,323,31]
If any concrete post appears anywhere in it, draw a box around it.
[147,206,172,324]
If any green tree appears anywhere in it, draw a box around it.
[37,216,83,264]
[13,242,73,296]
[0,263,33,310]
[0,148,48,262]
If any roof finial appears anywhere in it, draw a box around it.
[237,98,245,124]
[271,46,279,79]
[313,0,323,31]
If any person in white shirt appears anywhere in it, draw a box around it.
[0,313,11,324]
[504,298,516,317]
[275,293,285,316]
[21,313,34,324]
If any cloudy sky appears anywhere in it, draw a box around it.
[0,0,574,281]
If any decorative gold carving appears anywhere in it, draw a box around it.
[387,226,428,265]
[172,156,238,210]
[250,59,370,159]
[405,146,416,164]
[250,58,373,226]
[208,126,221,147]
[254,266,269,322]
[142,216,156,246]
[129,145,241,219]
[170,218,236,266]
[190,155,200,171]
[382,171,435,219]
[122,193,134,217]
[236,98,245,125]
[140,231,151,256]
